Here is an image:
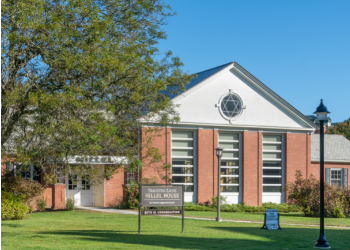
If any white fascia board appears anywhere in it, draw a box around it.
[171,63,234,103]
[232,63,317,130]
[144,122,314,132]
[311,159,350,164]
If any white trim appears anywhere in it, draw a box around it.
[311,159,350,163]
[146,122,315,132]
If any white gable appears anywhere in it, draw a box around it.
[172,64,316,131]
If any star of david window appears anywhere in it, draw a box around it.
[218,92,243,121]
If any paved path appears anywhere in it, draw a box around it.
[78,207,350,229]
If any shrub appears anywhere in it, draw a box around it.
[210,195,227,208]
[1,193,29,220]
[36,198,47,212]
[1,172,44,203]
[286,170,350,218]
[66,196,75,211]
[119,184,139,209]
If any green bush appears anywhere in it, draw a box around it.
[183,201,300,213]
[287,170,350,218]
[66,196,75,211]
[119,184,139,209]
[36,198,47,212]
[1,193,29,220]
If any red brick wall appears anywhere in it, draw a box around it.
[140,127,170,184]
[1,158,8,176]
[51,184,65,210]
[242,131,261,206]
[197,129,216,204]
[43,186,53,208]
[309,162,350,183]
[285,133,309,183]
[104,170,125,207]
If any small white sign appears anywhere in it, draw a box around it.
[265,209,279,230]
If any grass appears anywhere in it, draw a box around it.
[1,210,350,250]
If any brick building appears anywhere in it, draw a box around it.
[140,62,349,207]
[2,62,349,208]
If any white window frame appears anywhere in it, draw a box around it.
[171,130,196,194]
[218,132,241,193]
[262,134,285,194]
[330,168,342,187]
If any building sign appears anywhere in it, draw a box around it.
[261,209,282,230]
[138,185,184,234]
[48,156,127,165]
[142,209,182,215]
[141,186,183,207]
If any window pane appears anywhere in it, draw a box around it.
[263,169,282,176]
[263,152,281,159]
[263,186,282,192]
[219,133,238,141]
[221,160,239,167]
[331,180,341,187]
[221,168,239,175]
[184,185,194,192]
[263,135,282,142]
[263,144,281,151]
[172,131,193,139]
[222,151,239,158]
[219,142,239,149]
[172,159,193,165]
[221,177,239,184]
[221,186,239,192]
[172,167,193,174]
[172,176,193,183]
[172,140,193,147]
[172,149,193,157]
[263,177,282,184]
[263,161,282,167]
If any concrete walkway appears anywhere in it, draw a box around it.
[78,207,350,229]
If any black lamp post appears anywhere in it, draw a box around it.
[215,147,223,222]
[314,99,331,249]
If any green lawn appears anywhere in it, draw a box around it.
[182,211,350,227]
[1,210,350,250]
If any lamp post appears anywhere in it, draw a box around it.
[215,147,223,222]
[314,99,330,249]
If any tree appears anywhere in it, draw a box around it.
[326,118,350,140]
[1,0,193,183]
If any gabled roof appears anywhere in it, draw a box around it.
[169,62,232,99]
[172,61,318,130]
[311,134,350,163]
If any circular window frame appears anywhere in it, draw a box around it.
[218,92,244,122]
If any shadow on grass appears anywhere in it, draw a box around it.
[37,227,350,250]
[1,223,23,228]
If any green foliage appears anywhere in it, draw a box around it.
[36,198,47,212]
[119,183,139,209]
[183,202,301,213]
[327,118,350,140]
[1,172,44,203]
[2,0,193,184]
[66,196,75,211]
[286,170,350,218]
[1,192,29,220]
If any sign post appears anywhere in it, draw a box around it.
[261,209,282,230]
[138,184,184,234]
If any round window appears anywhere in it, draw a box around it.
[219,92,243,121]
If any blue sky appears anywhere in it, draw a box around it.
[157,0,350,123]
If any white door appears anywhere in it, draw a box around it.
[67,175,94,207]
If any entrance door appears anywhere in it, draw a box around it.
[67,175,94,207]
